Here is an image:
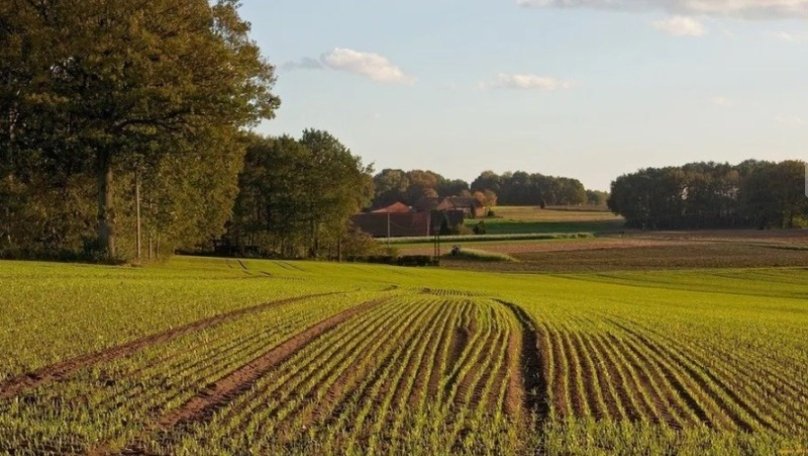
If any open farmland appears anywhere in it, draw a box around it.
[1,258,808,455]
[432,230,808,273]
[467,206,625,235]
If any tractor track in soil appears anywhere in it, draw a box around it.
[0,292,344,400]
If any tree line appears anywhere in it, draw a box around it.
[372,169,490,208]
[372,169,600,209]
[3,2,804,263]
[471,171,593,207]
[608,160,808,229]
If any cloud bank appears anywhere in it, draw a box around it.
[516,0,808,19]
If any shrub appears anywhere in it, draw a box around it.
[447,247,516,262]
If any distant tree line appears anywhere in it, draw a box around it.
[371,169,596,209]
[372,169,473,208]
[586,190,609,207]
[471,171,589,207]
[608,160,808,229]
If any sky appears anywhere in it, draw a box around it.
[238,0,808,190]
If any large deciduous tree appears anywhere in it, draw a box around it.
[1,0,278,258]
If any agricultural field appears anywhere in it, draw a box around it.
[1,257,808,455]
[466,206,624,235]
[433,229,808,273]
[398,204,808,273]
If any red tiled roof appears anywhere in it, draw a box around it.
[371,202,413,214]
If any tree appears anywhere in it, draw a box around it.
[437,178,469,198]
[3,0,278,258]
[372,169,410,208]
[228,131,373,258]
[741,160,808,229]
[299,129,374,256]
[586,190,609,206]
[471,171,501,195]
[405,170,442,204]
[473,190,497,208]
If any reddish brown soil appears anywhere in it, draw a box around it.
[0,292,343,400]
[496,300,548,423]
[155,298,383,429]
[567,331,604,419]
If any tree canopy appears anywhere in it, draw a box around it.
[226,131,374,258]
[471,171,588,207]
[0,0,278,260]
[608,160,808,229]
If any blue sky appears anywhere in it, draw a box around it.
[239,0,807,190]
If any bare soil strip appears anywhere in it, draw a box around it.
[496,300,549,423]
[0,292,342,400]
[155,298,383,430]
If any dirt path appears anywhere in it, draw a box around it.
[496,300,549,424]
[0,292,343,400]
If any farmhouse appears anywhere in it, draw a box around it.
[351,202,465,238]
[436,196,488,219]
[371,202,414,214]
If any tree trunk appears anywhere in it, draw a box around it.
[96,150,115,257]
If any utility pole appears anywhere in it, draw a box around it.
[387,212,391,248]
[135,172,142,261]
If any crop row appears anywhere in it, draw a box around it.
[516,287,808,442]
[137,296,526,455]
[0,291,384,455]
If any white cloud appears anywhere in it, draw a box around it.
[710,96,734,107]
[516,0,808,19]
[652,16,707,36]
[486,73,574,91]
[321,48,414,85]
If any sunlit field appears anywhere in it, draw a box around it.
[1,257,807,455]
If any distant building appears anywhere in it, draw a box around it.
[371,202,414,214]
[351,201,466,238]
[413,196,441,213]
[436,196,488,218]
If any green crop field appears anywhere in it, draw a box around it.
[1,257,807,455]
[466,206,625,235]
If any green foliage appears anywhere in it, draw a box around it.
[340,225,383,258]
[472,170,588,206]
[1,258,808,454]
[227,131,373,258]
[586,189,609,206]
[389,232,594,245]
[447,247,517,262]
[0,0,278,259]
[608,159,808,229]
